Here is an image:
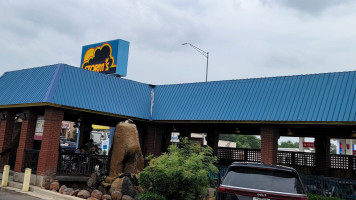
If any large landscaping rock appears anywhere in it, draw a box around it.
[63,188,74,195]
[91,189,103,200]
[49,181,60,191]
[111,191,123,200]
[77,189,91,199]
[59,185,67,194]
[109,177,124,193]
[122,195,134,200]
[70,189,80,196]
[102,194,112,200]
[107,122,144,180]
[121,176,136,197]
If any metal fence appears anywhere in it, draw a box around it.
[56,152,109,176]
[23,149,40,174]
[218,147,356,170]
[301,174,356,199]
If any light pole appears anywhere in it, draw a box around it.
[182,43,209,82]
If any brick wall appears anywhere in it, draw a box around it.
[14,109,37,172]
[261,126,280,165]
[36,107,64,176]
[0,110,15,169]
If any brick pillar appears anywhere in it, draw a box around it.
[36,108,64,176]
[261,126,280,165]
[0,110,16,169]
[14,109,37,172]
[206,132,219,157]
[143,126,163,157]
[315,136,330,176]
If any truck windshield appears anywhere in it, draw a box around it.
[222,167,305,194]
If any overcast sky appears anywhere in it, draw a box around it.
[1,0,356,85]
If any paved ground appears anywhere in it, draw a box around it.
[0,188,44,200]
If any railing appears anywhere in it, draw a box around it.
[57,152,109,176]
[23,149,40,174]
[218,147,356,171]
[301,174,356,199]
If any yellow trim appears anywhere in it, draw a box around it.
[92,124,110,130]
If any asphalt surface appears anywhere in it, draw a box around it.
[0,188,44,200]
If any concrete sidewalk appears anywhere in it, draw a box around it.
[1,173,83,200]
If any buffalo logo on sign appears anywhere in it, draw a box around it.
[81,43,116,74]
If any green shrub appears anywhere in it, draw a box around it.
[139,138,218,200]
[140,192,166,200]
[307,193,343,200]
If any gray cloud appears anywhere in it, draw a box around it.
[1,0,356,85]
[262,0,355,15]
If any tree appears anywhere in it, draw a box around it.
[279,141,299,148]
[219,134,261,149]
[139,138,218,200]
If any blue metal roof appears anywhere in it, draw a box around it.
[0,65,57,105]
[0,64,152,120]
[51,65,152,119]
[1,64,356,122]
[152,71,356,122]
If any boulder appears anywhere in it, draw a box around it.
[70,189,80,196]
[109,177,124,193]
[49,181,60,191]
[88,172,98,188]
[102,194,112,200]
[63,188,74,195]
[121,176,136,197]
[77,190,91,199]
[111,191,123,200]
[134,194,140,200]
[87,198,98,200]
[134,186,144,194]
[41,177,51,190]
[91,189,103,200]
[108,122,144,180]
[59,185,67,194]
[122,195,134,200]
[97,185,107,195]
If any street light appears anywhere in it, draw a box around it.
[182,43,209,82]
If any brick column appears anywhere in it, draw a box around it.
[143,126,163,157]
[206,132,219,157]
[261,126,280,165]
[36,108,64,176]
[0,110,16,169]
[14,109,37,172]
[315,136,330,176]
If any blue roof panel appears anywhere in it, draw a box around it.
[0,65,57,105]
[50,65,152,120]
[152,71,356,122]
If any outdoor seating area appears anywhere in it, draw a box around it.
[56,151,109,176]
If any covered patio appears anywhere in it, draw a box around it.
[1,64,356,186]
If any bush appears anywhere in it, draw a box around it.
[307,193,343,200]
[140,192,166,200]
[139,138,218,200]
